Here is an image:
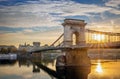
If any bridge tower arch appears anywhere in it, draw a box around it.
[72,31,79,45]
[62,19,86,47]
[62,19,91,70]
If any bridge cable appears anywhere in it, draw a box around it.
[50,33,64,46]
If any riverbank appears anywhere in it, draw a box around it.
[0,53,17,60]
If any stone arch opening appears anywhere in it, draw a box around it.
[72,32,79,45]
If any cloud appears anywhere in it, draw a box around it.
[0,0,8,1]
[109,9,120,15]
[105,0,120,8]
[87,16,120,32]
[0,0,120,46]
[0,28,63,46]
[23,29,33,33]
[0,0,112,28]
[0,26,62,34]
[105,0,120,15]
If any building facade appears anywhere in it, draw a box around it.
[18,42,41,52]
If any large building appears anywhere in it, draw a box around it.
[18,42,41,52]
[33,42,40,47]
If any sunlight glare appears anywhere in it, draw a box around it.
[96,60,103,73]
[93,34,105,41]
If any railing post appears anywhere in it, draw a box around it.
[108,34,110,43]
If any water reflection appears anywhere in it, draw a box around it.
[0,60,17,65]
[0,53,120,79]
[57,66,90,79]
[33,62,91,79]
[17,55,91,79]
[32,64,40,73]
[95,60,103,73]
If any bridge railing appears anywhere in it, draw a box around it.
[49,29,120,48]
[85,29,120,44]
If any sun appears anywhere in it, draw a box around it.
[92,34,105,41]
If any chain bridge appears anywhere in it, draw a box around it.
[30,19,120,54]
[28,19,120,70]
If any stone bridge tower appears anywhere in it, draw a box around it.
[62,19,91,70]
[62,19,86,47]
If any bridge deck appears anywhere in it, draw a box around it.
[30,43,120,53]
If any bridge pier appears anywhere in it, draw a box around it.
[64,48,91,67]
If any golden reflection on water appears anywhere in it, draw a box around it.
[95,60,103,74]
[89,60,120,79]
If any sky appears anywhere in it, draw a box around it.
[0,0,120,47]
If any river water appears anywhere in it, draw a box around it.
[0,54,120,79]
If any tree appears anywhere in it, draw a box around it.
[7,47,17,53]
[0,48,8,54]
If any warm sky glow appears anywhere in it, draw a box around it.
[0,0,120,47]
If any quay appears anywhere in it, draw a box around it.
[0,54,17,60]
